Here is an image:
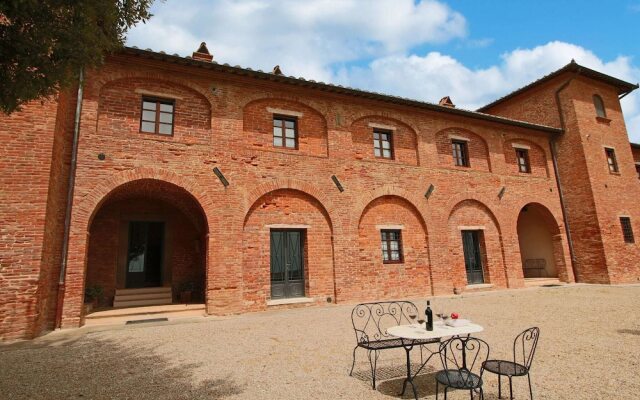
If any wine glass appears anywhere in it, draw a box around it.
[408,309,418,326]
[416,309,426,327]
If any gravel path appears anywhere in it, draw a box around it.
[1,285,639,399]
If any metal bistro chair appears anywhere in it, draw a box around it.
[349,301,439,389]
[435,336,490,400]
[482,327,540,400]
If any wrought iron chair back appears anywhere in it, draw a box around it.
[438,336,490,388]
[351,301,419,347]
[513,326,540,370]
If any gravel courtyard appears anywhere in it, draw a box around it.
[1,285,639,399]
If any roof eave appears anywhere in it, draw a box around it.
[478,62,639,112]
[117,46,562,135]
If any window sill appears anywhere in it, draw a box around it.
[267,297,314,306]
[596,116,612,124]
[609,171,621,176]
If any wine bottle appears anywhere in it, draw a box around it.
[426,300,433,331]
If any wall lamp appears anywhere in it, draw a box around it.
[498,186,506,200]
[331,175,344,192]
[424,184,435,199]
[213,167,229,187]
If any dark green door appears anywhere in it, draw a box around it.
[270,230,305,299]
[461,230,484,284]
[126,221,164,288]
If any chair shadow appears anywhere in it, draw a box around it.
[618,328,640,336]
[353,363,504,399]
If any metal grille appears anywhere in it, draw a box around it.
[620,217,635,243]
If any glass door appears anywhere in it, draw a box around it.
[126,221,164,288]
[461,230,485,284]
[270,230,305,299]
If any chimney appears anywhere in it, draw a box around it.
[439,96,455,108]
[192,42,213,62]
[272,65,283,75]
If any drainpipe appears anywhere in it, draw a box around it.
[55,68,84,329]
[551,68,581,282]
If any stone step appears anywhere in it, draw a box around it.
[114,287,172,296]
[113,287,173,308]
[114,292,174,301]
[113,297,172,308]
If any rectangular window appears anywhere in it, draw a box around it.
[515,148,531,173]
[140,98,174,135]
[620,217,635,243]
[605,148,619,173]
[373,129,393,159]
[273,116,297,149]
[380,229,403,263]
[452,140,469,167]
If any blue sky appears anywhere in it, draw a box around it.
[127,0,640,140]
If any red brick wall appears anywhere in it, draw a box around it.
[1,53,581,339]
[0,97,68,340]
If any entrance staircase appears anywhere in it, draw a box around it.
[113,287,173,308]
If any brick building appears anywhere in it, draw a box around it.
[1,44,639,340]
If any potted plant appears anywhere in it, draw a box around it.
[179,281,195,304]
[84,284,104,310]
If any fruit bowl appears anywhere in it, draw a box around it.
[445,318,470,327]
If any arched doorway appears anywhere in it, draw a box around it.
[447,199,505,289]
[85,179,208,309]
[517,203,562,279]
[242,189,334,309]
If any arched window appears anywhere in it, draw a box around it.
[593,94,606,118]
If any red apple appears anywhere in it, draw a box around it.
[451,313,459,320]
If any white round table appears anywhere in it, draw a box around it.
[386,321,484,400]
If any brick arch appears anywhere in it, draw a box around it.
[77,167,216,232]
[346,111,420,135]
[435,127,492,172]
[243,179,338,232]
[446,198,501,234]
[91,72,213,107]
[516,202,569,281]
[443,193,501,229]
[242,97,328,123]
[506,196,564,233]
[60,167,217,329]
[349,115,420,166]
[353,185,428,231]
[503,138,550,177]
